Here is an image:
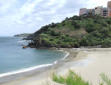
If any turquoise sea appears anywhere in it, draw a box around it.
[0,37,65,74]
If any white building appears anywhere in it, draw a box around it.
[95,6,103,16]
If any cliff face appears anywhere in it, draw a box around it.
[28,15,111,48]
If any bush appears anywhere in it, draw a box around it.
[72,21,81,29]
[102,38,111,47]
[52,71,111,85]
[85,24,96,33]
[100,73,111,85]
[52,70,89,85]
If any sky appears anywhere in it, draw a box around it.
[0,0,110,36]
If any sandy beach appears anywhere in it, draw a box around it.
[1,48,111,85]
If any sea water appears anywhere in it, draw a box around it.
[0,37,64,74]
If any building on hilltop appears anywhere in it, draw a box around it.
[79,8,88,16]
[108,1,111,16]
[87,9,95,16]
[79,1,111,17]
[102,8,108,17]
[95,6,103,16]
[79,8,95,16]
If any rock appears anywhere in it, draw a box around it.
[22,46,28,49]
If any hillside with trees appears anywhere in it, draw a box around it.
[27,15,111,48]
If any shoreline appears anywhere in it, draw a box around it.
[0,48,70,84]
[1,48,111,85]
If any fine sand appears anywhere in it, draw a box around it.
[1,48,111,85]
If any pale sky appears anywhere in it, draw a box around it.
[0,0,110,36]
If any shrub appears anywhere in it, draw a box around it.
[100,73,111,85]
[52,71,111,85]
[52,70,89,85]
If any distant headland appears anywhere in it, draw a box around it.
[14,33,32,38]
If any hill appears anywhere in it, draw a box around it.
[27,15,111,48]
[14,33,32,38]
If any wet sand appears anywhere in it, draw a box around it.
[1,48,111,85]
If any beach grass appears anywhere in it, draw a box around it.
[100,73,111,85]
[52,70,111,85]
[52,70,89,85]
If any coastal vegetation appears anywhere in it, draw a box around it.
[52,70,111,85]
[52,70,89,85]
[27,15,111,48]
[100,73,111,85]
